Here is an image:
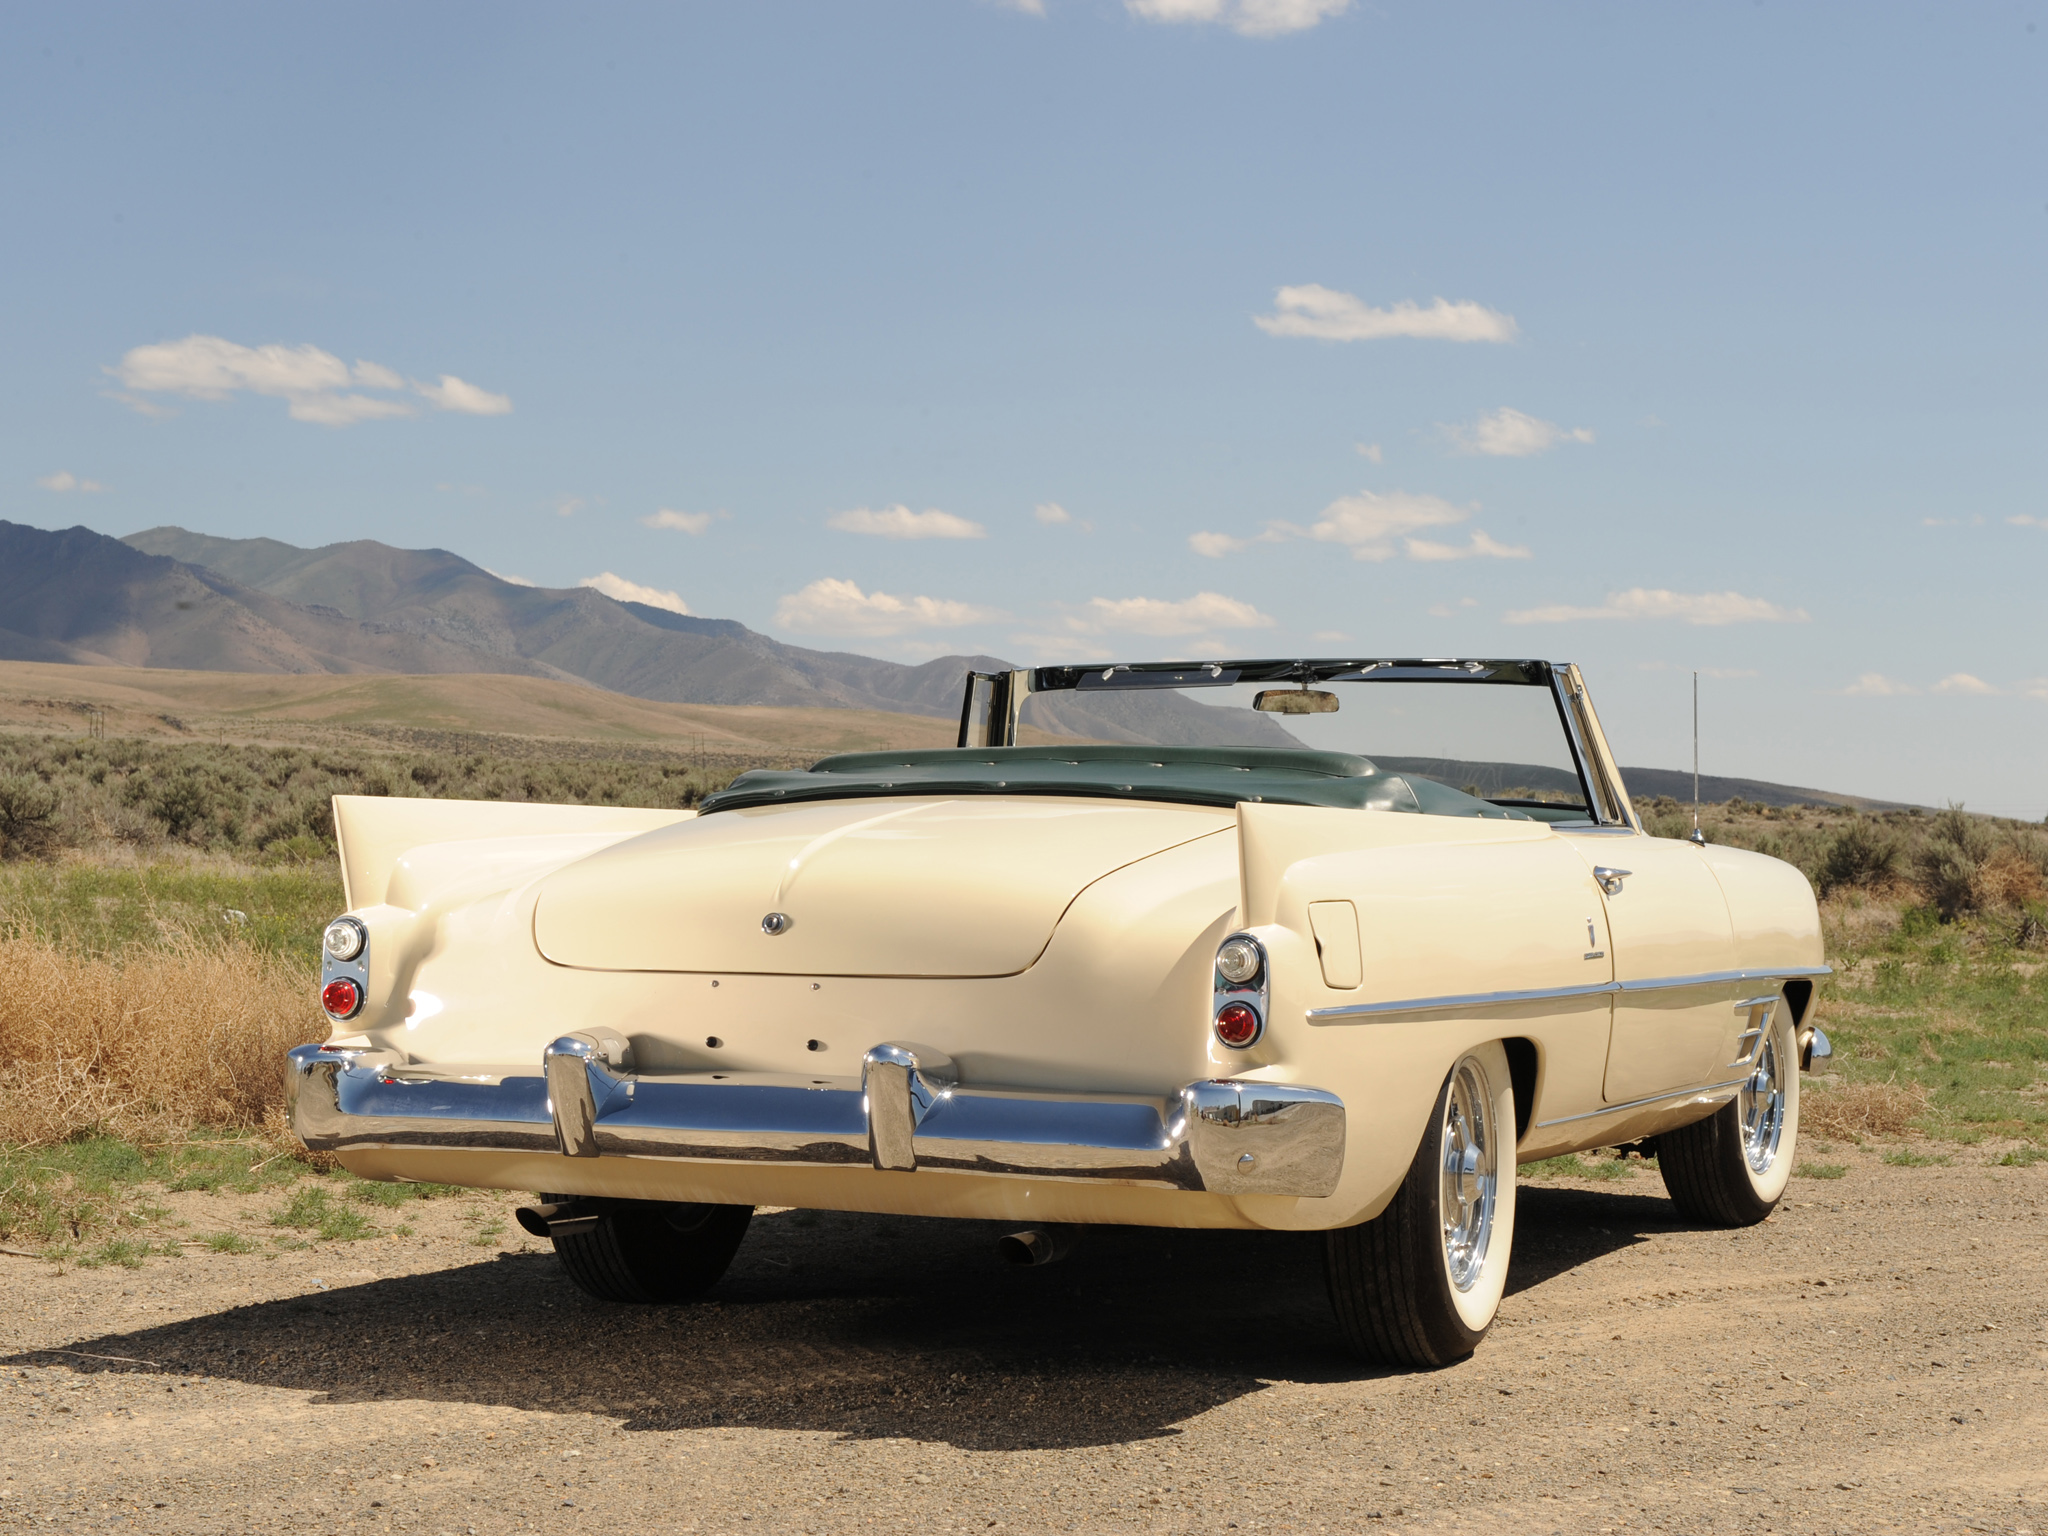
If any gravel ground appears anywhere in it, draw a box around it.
[2,1148,2044,1535]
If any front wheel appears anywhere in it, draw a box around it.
[544,1197,753,1304]
[1325,1041,1518,1367]
[1658,996,1799,1226]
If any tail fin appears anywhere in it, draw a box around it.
[332,796,694,909]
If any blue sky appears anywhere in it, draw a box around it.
[4,2,2043,814]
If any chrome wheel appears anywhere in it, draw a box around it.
[1739,1025,1786,1175]
[1439,1058,1498,1292]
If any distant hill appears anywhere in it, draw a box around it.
[0,520,1907,804]
[117,524,997,715]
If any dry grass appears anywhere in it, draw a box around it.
[1800,1078,1932,1141]
[0,930,325,1147]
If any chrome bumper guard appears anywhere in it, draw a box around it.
[286,1036,1345,1198]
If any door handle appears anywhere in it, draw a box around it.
[1593,866,1632,896]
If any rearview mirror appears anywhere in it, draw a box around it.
[1253,689,1339,715]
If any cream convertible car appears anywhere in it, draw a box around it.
[289,657,1830,1367]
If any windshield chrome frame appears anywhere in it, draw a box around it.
[956,656,1638,830]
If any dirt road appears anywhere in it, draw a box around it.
[3,1149,2044,1535]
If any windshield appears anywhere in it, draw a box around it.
[998,660,1592,816]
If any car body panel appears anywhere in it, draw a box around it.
[531,795,1233,978]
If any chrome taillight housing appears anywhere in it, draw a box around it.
[323,917,367,962]
[320,914,370,1023]
[1213,932,1268,1050]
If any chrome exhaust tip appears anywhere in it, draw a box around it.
[996,1225,1080,1267]
[515,1202,602,1239]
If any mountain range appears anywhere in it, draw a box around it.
[0,520,1255,747]
[0,519,1902,806]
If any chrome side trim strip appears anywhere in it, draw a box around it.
[1532,1074,1753,1130]
[1308,980,1618,1021]
[1306,965,1832,1023]
[1615,966,1832,995]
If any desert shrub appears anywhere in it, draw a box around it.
[0,733,740,858]
[1817,819,1900,896]
[1980,838,2048,909]
[0,773,60,858]
[1912,804,1999,920]
[1800,1079,1931,1141]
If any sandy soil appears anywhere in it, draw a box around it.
[2,1149,2044,1535]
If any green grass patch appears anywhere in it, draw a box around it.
[348,1177,459,1207]
[0,1133,314,1249]
[1794,1161,1849,1179]
[76,1237,151,1270]
[0,858,344,961]
[1810,893,2048,1149]
[1881,1148,1951,1167]
[1518,1152,1637,1181]
[202,1230,256,1254]
[270,1183,377,1242]
[1998,1146,2048,1167]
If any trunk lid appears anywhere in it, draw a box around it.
[532,795,1234,977]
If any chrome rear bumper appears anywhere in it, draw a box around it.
[286,1035,1346,1198]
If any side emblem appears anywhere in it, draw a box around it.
[761,912,793,936]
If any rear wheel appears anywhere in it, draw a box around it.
[1658,997,1798,1227]
[1325,1041,1518,1367]
[543,1197,753,1303]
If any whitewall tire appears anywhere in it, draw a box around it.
[1658,994,1800,1227]
[1325,1040,1518,1367]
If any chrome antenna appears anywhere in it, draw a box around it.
[1688,669,1706,846]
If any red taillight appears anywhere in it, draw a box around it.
[321,978,361,1018]
[1214,1001,1261,1048]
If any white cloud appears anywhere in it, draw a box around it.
[1066,592,1275,637]
[2010,514,2044,528]
[413,374,513,416]
[484,567,536,587]
[1303,488,1470,561]
[1843,673,1917,696]
[104,334,511,427]
[1195,488,1518,563]
[1935,673,1999,696]
[555,496,588,519]
[1034,502,1073,526]
[1404,530,1532,562]
[1504,589,1810,626]
[827,505,987,540]
[1443,406,1594,458]
[36,471,106,493]
[1254,285,1518,344]
[1126,0,1351,36]
[1313,629,1350,642]
[642,509,723,534]
[2019,678,2048,701]
[1355,443,1383,463]
[288,393,414,427]
[993,0,1046,12]
[579,572,690,614]
[1188,531,1249,558]
[774,578,1000,636]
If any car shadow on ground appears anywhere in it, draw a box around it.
[11,1189,1676,1452]
[1507,1183,1693,1294]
